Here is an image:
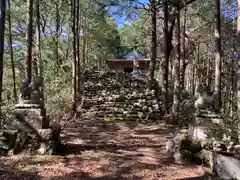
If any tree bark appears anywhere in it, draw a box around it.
[180,0,187,90]
[162,0,169,112]
[206,54,211,88]
[214,0,222,112]
[71,0,77,112]
[36,0,44,102]
[55,0,61,76]
[237,0,240,36]
[82,14,86,71]
[148,0,157,89]
[0,0,6,112]
[236,0,240,141]
[76,0,81,95]
[25,0,33,82]
[172,7,181,115]
[7,0,17,103]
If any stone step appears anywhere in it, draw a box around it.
[82,98,157,104]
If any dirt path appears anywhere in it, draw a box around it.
[0,119,213,180]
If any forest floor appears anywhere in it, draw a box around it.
[0,118,215,180]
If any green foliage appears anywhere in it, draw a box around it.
[1,0,125,120]
[118,10,149,54]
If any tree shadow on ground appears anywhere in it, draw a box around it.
[176,172,219,180]
[0,159,40,180]
[58,119,174,156]
[48,164,215,180]
[0,119,211,179]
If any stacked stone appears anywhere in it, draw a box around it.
[79,71,162,121]
[0,103,60,155]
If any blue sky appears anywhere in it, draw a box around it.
[108,0,237,28]
[106,0,148,28]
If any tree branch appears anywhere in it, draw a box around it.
[179,0,197,10]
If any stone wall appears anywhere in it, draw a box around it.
[78,71,162,121]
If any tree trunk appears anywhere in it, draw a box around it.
[232,44,236,119]
[148,0,157,89]
[55,0,60,75]
[82,29,86,71]
[0,0,6,112]
[172,7,181,115]
[36,0,44,101]
[82,8,88,71]
[71,0,77,112]
[214,0,222,112]
[162,0,169,112]
[237,0,240,36]
[236,0,240,141]
[76,0,81,95]
[7,0,17,103]
[193,42,199,96]
[206,54,211,88]
[180,1,187,91]
[25,0,33,82]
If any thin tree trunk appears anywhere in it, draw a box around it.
[55,1,61,74]
[25,0,33,82]
[236,0,240,140]
[76,0,81,95]
[172,7,181,115]
[36,0,44,101]
[237,0,240,36]
[232,42,236,119]
[0,0,6,112]
[148,0,157,89]
[163,0,169,112]
[206,54,211,88]
[193,43,199,96]
[85,1,91,69]
[214,0,222,112]
[180,0,187,91]
[7,0,17,103]
[82,10,87,71]
[71,0,77,112]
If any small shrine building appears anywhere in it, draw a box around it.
[106,50,150,74]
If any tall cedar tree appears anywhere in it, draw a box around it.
[25,0,34,82]
[7,0,17,102]
[148,0,157,89]
[214,0,222,112]
[71,0,77,112]
[172,6,181,115]
[0,0,6,112]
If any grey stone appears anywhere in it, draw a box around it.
[165,140,174,153]
[80,71,162,121]
[152,104,159,110]
[234,144,240,152]
[142,106,148,111]
[14,108,49,129]
[37,142,53,155]
[37,129,53,141]
[212,151,240,179]
[192,126,208,141]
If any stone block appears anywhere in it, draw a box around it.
[14,108,49,129]
[212,151,240,179]
[15,102,42,109]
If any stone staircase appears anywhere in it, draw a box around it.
[78,71,162,121]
